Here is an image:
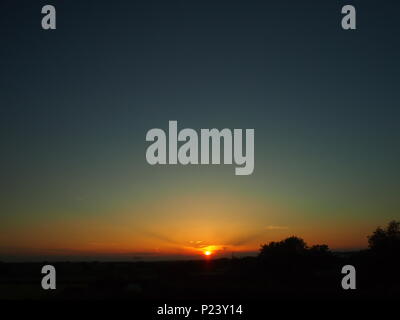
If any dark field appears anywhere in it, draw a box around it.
[1,252,399,301]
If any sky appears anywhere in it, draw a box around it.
[1,0,399,261]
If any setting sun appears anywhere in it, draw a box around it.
[204,250,212,256]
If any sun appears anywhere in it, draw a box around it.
[204,250,212,256]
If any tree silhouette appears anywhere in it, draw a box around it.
[258,236,334,273]
[367,220,400,256]
[309,244,330,254]
[259,236,307,259]
[258,236,308,273]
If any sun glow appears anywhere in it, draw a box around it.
[204,250,212,256]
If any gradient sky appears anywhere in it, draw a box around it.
[1,0,399,261]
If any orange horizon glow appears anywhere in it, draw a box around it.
[0,226,371,259]
[0,193,377,260]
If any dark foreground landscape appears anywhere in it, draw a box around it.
[0,255,398,301]
[1,221,399,301]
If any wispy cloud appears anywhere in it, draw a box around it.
[265,225,288,230]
